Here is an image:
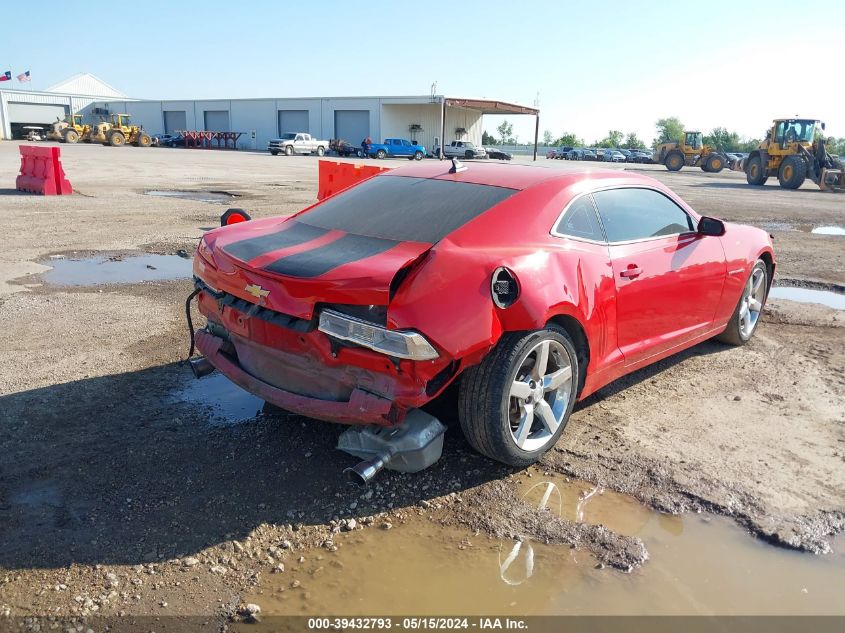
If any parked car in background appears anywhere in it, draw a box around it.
[190,162,776,469]
[582,149,598,161]
[566,148,584,160]
[367,138,426,160]
[435,140,487,159]
[268,132,329,156]
[154,132,186,148]
[486,147,512,160]
[618,149,632,160]
[606,150,626,163]
[329,139,361,157]
[629,150,653,164]
[556,146,573,159]
[546,149,557,159]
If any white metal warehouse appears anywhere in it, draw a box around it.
[0,73,539,154]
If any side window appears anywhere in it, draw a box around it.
[592,188,694,242]
[554,195,604,242]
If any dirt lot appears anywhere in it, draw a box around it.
[0,142,843,624]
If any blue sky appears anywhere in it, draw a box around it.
[2,0,843,143]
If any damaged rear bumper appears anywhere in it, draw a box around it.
[194,329,397,425]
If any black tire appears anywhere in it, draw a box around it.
[376,149,387,159]
[458,325,579,467]
[717,260,768,346]
[777,155,806,190]
[745,155,768,185]
[705,153,725,173]
[465,150,474,159]
[316,146,325,156]
[414,150,423,160]
[665,150,684,171]
[284,145,294,156]
[108,131,125,147]
[270,150,279,156]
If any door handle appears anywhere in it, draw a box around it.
[620,266,642,279]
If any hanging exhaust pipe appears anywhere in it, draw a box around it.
[345,451,394,486]
[337,409,447,484]
[189,356,215,378]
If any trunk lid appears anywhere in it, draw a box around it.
[202,218,431,319]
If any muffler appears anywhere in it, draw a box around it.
[338,409,447,485]
[189,356,215,378]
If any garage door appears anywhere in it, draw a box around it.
[204,110,229,132]
[164,110,187,133]
[334,110,369,143]
[278,110,309,136]
[8,102,68,124]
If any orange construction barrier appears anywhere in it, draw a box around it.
[15,145,73,195]
[317,160,392,200]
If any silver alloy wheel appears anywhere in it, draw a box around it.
[508,339,573,452]
[739,266,766,338]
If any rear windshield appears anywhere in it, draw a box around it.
[298,176,516,243]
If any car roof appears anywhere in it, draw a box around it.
[380,161,664,192]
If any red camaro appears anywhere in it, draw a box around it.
[190,162,775,467]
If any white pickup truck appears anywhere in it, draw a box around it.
[268,133,329,156]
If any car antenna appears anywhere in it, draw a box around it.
[449,157,467,173]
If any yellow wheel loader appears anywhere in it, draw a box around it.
[48,114,92,143]
[654,131,727,173]
[87,114,152,147]
[744,118,844,192]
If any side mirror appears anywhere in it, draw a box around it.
[698,216,725,237]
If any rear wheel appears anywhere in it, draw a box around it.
[316,146,325,156]
[665,150,684,171]
[376,149,387,159]
[64,129,79,143]
[745,155,768,185]
[705,153,725,173]
[458,326,579,467]
[717,260,768,346]
[777,155,806,189]
[108,131,125,147]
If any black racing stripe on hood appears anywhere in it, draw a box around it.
[262,233,400,278]
[222,222,329,261]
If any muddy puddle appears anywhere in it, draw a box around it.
[172,372,268,426]
[44,253,192,286]
[769,286,845,310]
[760,222,845,236]
[248,474,845,615]
[145,189,239,204]
[811,226,845,236]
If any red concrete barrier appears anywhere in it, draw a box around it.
[15,145,73,195]
[317,160,392,200]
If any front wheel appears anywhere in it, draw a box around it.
[664,150,684,171]
[777,155,806,189]
[270,150,279,156]
[705,153,725,173]
[717,260,768,346]
[414,150,423,160]
[284,145,294,156]
[458,326,579,467]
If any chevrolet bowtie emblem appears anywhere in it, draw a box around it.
[244,284,270,299]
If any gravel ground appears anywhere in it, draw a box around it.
[0,142,843,624]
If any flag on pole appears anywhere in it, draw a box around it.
[0,71,11,82]
[17,71,31,82]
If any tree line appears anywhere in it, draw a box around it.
[483,117,845,156]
